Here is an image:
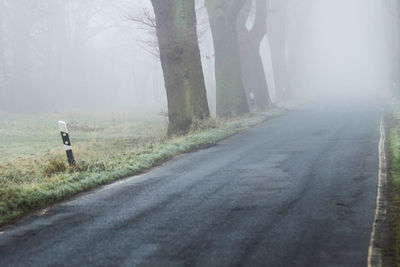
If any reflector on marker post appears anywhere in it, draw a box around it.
[58,121,75,165]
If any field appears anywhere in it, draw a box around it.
[0,109,283,225]
[0,111,168,161]
[0,111,169,188]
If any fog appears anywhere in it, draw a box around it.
[288,0,393,105]
[0,0,167,113]
[0,0,397,113]
[1,1,400,261]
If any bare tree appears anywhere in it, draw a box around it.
[205,0,249,117]
[127,4,211,59]
[237,0,272,110]
[151,0,210,135]
[267,0,290,102]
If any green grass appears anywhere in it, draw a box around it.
[388,101,400,266]
[0,109,284,226]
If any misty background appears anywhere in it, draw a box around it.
[0,0,395,114]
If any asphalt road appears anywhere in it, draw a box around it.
[0,104,382,267]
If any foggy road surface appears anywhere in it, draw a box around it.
[0,105,381,266]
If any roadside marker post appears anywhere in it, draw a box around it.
[249,92,255,108]
[58,121,75,165]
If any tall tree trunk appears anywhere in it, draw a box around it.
[267,0,289,102]
[238,0,272,110]
[206,0,249,117]
[184,2,210,120]
[151,0,210,135]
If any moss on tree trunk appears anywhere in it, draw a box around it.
[151,0,210,135]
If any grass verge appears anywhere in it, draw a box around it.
[0,109,284,226]
[388,101,400,265]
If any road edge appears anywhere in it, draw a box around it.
[0,108,289,229]
[368,116,388,267]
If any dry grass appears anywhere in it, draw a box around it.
[0,109,284,226]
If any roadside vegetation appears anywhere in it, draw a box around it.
[388,101,400,265]
[0,108,283,226]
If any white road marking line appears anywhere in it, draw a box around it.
[368,116,386,267]
[0,231,4,235]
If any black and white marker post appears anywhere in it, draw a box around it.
[58,121,75,165]
[249,92,255,108]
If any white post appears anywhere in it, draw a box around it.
[58,121,75,165]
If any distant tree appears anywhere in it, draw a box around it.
[48,0,118,109]
[3,0,38,112]
[267,0,290,102]
[237,0,272,110]
[0,0,7,107]
[150,0,210,135]
[385,0,400,96]
[205,0,249,117]
[0,0,120,112]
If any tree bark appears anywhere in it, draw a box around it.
[205,0,249,117]
[151,0,210,135]
[237,0,272,110]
